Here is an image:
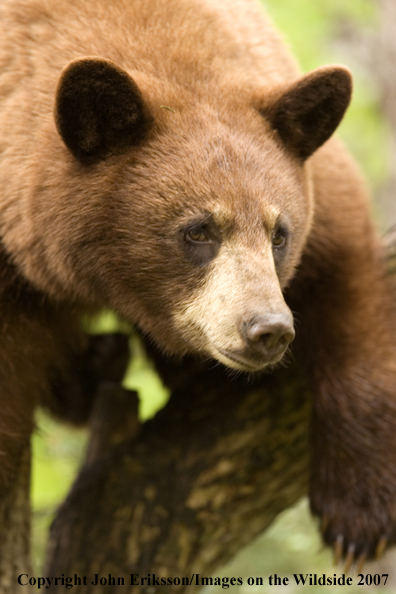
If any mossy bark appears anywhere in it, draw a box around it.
[0,445,32,594]
[45,363,310,593]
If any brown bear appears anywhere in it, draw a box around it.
[0,0,395,567]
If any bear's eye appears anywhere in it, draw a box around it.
[185,228,211,244]
[180,218,221,265]
[271,227,287,249]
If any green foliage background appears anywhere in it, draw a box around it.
[31,0,393,591]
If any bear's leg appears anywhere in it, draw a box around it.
[0,328,42,497]
[0,297,95,494]
[288,140,396,565]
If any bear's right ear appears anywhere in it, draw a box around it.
[261,66,352,161]
[54,57,151,161]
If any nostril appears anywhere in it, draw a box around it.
[275,334,291,353]
[261,333,271,344]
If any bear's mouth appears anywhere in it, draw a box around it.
[213,348,285,372]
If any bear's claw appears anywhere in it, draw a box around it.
[344,543,356,574]
[356,552,368,574]
[333,534,344,567]
[329,531,388,573]
[375,535,388,560]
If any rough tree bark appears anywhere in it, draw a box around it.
[44,363,310,593]
[0,445,31,594]
[38,229,396,593]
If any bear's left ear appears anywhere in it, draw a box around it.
[261,66,352,161]
[54,57,151,161]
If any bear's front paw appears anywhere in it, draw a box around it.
[310,472,396,572]
[309,370,396,571]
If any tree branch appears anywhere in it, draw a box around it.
[46,363,310,592]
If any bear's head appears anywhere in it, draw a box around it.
[48,58,351,372]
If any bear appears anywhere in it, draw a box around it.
[0,0,396,567]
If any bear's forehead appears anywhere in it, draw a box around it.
[140,123,304,196]
[170,156,305,231]
[123,108,309,235]
[128,149,305,233]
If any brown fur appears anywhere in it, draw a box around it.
[0,0,395,561]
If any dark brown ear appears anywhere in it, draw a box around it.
[262,66,352,160]
[54,57,151,161]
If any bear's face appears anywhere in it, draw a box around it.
[100,117,312,372]
[48,58,351,371]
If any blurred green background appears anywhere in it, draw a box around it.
[31,0,394,591]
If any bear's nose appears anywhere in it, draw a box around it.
[242,313,295,359]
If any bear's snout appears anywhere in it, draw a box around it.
[240,312,295,363]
